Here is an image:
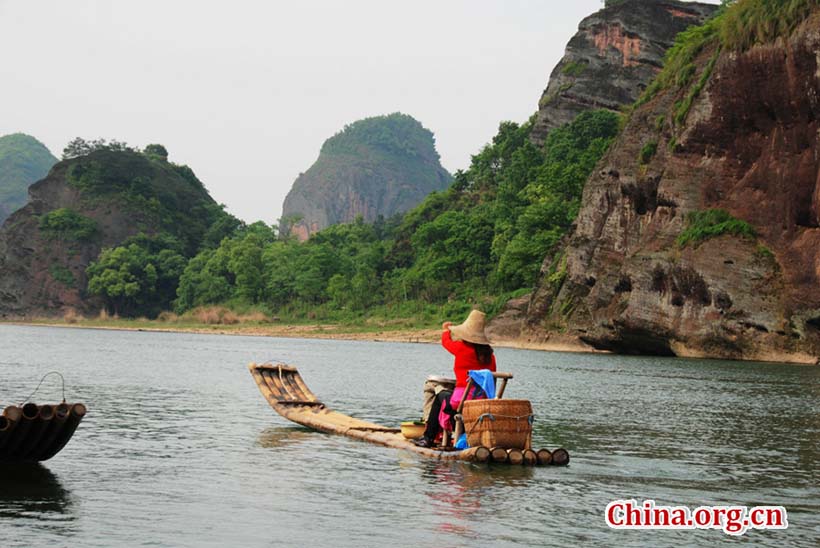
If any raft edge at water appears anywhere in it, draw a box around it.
[0,402,87,463]
[248,362,569,466]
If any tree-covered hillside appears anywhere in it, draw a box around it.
[0,133,58,224]
[0,139,239,318]
[172,110,619,321]
[71,147,239,316]
[0,86,619,322]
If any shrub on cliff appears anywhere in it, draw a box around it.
[677,209,756,247]
[39,208,98,241]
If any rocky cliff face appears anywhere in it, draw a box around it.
[0,150,220,317]
[530,0,716,145]
[281,113,451,241]
[0,164,136,316]
[494,11,820,364]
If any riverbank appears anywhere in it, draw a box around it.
[3,318,441,344]
[0,317,604,353]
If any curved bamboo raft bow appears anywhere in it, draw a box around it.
[249,362,569,466]
[0,372,87,463]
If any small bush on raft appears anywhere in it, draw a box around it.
[677,209,756,248]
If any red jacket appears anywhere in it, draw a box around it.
[441,330,496,387]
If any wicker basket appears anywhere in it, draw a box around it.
[462,399,533,449]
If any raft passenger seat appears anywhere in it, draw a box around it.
[441,371,514,449]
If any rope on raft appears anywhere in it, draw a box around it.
[17,370,67,405]
[468,412,535,434]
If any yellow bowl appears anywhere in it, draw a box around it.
[400,421,426,439]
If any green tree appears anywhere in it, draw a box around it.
[143,144,169,161]
[87,235,187,316]
[176,249,233,311]
[87,245,157,316]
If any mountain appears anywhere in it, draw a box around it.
[0,134,58,224]
[280,113,452,241]
[490,1,820,364]
[530,0,716,145]
[0,147,228,317]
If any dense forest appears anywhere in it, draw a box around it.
[83,110,620,321]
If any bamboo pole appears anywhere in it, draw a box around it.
[0,406,22,451]
[38,403,87,462]
[536,448,552,465]
[0,416,13,452]
[506,448,524,465]
[10,405,55,461]
[551,447,570,466]
[490,446,508,463]
[474,446,491,463]
[1,403,40,457]
[522,448,537,466]
[24,403,71,462]
[3,406,23,421]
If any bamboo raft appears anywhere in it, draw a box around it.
[249,362,569,466]
[0,402,87,463]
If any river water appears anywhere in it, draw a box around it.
[0,324,817,547]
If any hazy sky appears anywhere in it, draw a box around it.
[0,0,718,224]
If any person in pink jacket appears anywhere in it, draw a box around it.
[414,310,496,448]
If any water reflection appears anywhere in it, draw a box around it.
[256,426,317,449]
[421,460,535,539]
[0,464,74,519]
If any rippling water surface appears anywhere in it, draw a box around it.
[0,325,818,547]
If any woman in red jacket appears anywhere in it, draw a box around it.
[414,310,496,448]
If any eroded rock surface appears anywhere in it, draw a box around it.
[281,113,451,240]
[530,0,716,145]
[501,13,820,363]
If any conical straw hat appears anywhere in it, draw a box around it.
[449,310,490,345]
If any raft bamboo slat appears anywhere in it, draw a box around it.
[249,362,569,466]
[0,402,86,463]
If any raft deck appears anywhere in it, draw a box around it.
[249,362,567,465]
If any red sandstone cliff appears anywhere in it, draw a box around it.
[492,10,820,364]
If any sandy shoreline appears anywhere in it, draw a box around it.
[1,320,601,354]
[2,320,442,344]
[4,320,814,363]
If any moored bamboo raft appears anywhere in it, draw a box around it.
[249,362,569,466]
[0,402,87,463]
